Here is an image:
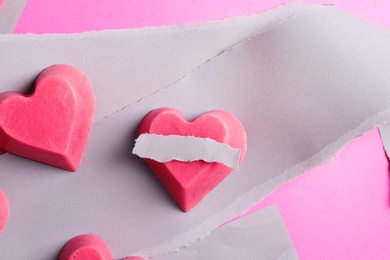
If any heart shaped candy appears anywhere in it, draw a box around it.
[58,234,112,260]
[58,234,144,260]
[137,108,247,212]
[0,189,9,233]
[0,64,95,171]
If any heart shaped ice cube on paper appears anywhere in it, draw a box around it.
[0,64,95,171]
[137,107,247,212]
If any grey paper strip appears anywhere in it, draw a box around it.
[0,0,27,33]
[0,3,317,122]
[133,134,241,169]
[1,4,390,260]
[154,205,298,260]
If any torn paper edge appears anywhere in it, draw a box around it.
[0,3,321,125]
[134,107,390,259]
[154,205,298,259]
[96,3,324,124]
[378,124,390,160]
[133,134,241,169]
[2,3,319,40]
[5,3,319,37]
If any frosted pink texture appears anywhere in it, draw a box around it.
[0,64,95,171]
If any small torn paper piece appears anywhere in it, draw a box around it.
[378,124,390,160]
[133,134,241,169]
[0,0,28,34]
[155,205,298,260]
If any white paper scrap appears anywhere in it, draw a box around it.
[133,134,241,169]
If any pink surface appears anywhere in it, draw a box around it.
[138,108,247,212]
[13,0,390,33]
[0,65,95,171]
[253,128,390,259]
[12,0,390,259]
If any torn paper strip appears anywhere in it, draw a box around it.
[133,134,241,169]
[155,205,298,260]
[0,3,319,122]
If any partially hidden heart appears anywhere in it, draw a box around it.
[0,64,95,171]
[0,189,9,233]
[137,107,247,212]
[58,234,144,260]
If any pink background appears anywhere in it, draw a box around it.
[11,1,390,259]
